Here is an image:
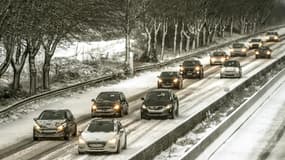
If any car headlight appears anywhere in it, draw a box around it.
[221,57,225,61]
[179,66,184,71]
[259,43,262,46]
[158,78,162,83]
[166,104,172,109]
[173,78,178,83]
[34,122,41,131]
[221,67,225,72]
[91,104,97,110]
[241,48,246,52]
[267,51,271,55]
[255,51,259,54]
[266,36,270,40]
[78,137,86,144]
[142,104,147,109]
[113,104,120,110]
[274,36,278,39]
[211,57,215,61]
[57,123,66,132]
[195,66,200,70]
[230,48,234,52]
[108,138,117,145]
[235,68,239,72]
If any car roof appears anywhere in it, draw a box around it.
[149,88,172,92]
[225,60,240,63]
[90,118,116,123]
[42,109,69,112]
[98,91,122,94]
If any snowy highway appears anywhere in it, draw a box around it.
[197,66,285,160]
[1,28,285,160]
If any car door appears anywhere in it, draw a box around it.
[120,93,128,112]
[66,111,75,133]
[117,122,125,147]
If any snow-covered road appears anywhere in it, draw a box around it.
[196,68,285,160]
[1,28,285,160]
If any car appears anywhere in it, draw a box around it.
[255,46,272,59]
[78,119,127,154]
[157,71,183,89]
[210,51,230,65]
[179,59,204,79]
[229,43,248,57]
[33,109,77,140]
[140,89,179,119]
[265,31,279,42]
[91,92,129,117]
[248,38,263,49]
[220,60,242,78]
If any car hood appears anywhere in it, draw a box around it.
[223,67,238,71]
[96,100,117,106]
[81,131,116,142]
[160,77,177,80]
[144,101,170,106]
[36,119,66,128]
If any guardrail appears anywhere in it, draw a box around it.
[128,43,285,159]
[1,24,285,115]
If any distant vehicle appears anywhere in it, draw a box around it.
[255,46,272,59]
[179,59,204,79]
[141,89,179,119]
[220,60,242,78]
[265,32,279,42]
[33,109,77,140]
[91,92,129,117]
[78,119,127,154]
[248,38,263,49]
[229,43,248,57]
[210,51,229,65]
[157,71,183,89]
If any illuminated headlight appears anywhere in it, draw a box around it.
[274,36,278,39]
[230,48,234,52]
[211,58,215,61]
[221,57,225,62]
[107,138,117,145]
[142,104,147,109]
[267,51,271,55]
[173,78,178,83]
[235,68,239,72]
[259,43,262,47]
[266,36,270,40]
[91,104,97,110]
[158,78,163,83]
[221,67,225,72]
[241,48,246,52]
[179,66,184,71]
[78,137,86,144]
[195,66,200,70]
[34,122,41,131]
[255,51,259,55]
[166,104,172,109]
[57,123,66,132]
[113,104,120,110]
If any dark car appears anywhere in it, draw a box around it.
[91,92,129,117]
[220,60,242,78]
[210,51,229,65]
[33,109,77,140]
[248,38,263,49]
[179,60,204,79]
[255,46,272,59]
[265,32,279,42]
[141,89,179,119]
[157,71,183,89]
[229,43,248,57]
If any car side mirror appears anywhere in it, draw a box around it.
[91,99,96,102]
[33,118,38,121]
[141,97,144,101]
[179,65,182,67]
[119,128,125,133]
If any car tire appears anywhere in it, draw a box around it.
[124,107,129,115]
[78,150,84,155]
[33,136,38,141]
[169,108,175,119]
[116,141,121,153]
[73,125,77,136]
[64,131,71,140]
[123,135,127,149]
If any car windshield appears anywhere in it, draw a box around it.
[212,52,225,56]
[39,110,66,120]
[250,39,261,42]
[266,32,278,35]
[183,60,199,66]
[223,61,239,67]
[160,72,177,77]
[87,121,114,132]
[260,46,269,50]
[145,91,170,102]
[96,92,120,101]
[232,43,244,48]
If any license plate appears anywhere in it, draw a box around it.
[89,144,103,147]
[187,72,192,75]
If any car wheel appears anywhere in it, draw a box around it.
[123,135,127,149]
[169,109,175,119]
[78,150,84,155]
[268,55,271,59]
[73,125,77,136]
[33,135,39,141]
[64,131,71,140]
[220,75,223,79]
[119,109,124,117]
[176,106,179,116]
[124,106,129,115]
[116,141,121,153]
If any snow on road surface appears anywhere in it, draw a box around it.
[196,71,285,160]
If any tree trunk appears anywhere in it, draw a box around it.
[230,17,234,36]
[196,32,200,48]
[202,26,206,46]
[173,22,178,55]
[29,53,37,95]
[192,36,196,50]
[0,45,13,77]
[186,36,190,51]
[153,19,161,60]
[160,20,168,60]
[43,54,52,90]
[12,69,21,90]
[179,23,184,54]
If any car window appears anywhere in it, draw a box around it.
[250,39,261,42]
[212,52,225,56]
[160,72,178,77]
[87,121,114,132]
[223,61,239,67]
[39,110,66,120]
[232,43,244,48]
[183,61,199,66]
[145,91,171,102]
[96,92,120,101]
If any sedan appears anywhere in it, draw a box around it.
[157,71,183,89]
[78,119,127,154]
[255,46,272,59]
[220,60,242,78]
[210,51,229,65]
[33,109,77,140]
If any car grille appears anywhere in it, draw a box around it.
[97,106,112,109]
[41,129,57,134]
[148,106,164,110]
[252,44,259,48]
[88,141,106,148]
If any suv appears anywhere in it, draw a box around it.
[157,71,183,89]
[91,92,129,117]
[230,43,248,57]
[265,32,279,42]
[141,89,179,119]
[248,38,263,49]
[255,46,272,59]
[220,60,242,78]
[33,109,77,140]
[78,119,127,154]
[179,60,204,79]
[210,51,229,65]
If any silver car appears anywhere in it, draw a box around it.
[78,119,127,154]
[229,43,248,57]
[220,60,242,78]
[248,38,263,49]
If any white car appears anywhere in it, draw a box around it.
[248,38,263,49]
[220,60,242,78]
[78,119,127,154]
[229,43,248,57]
